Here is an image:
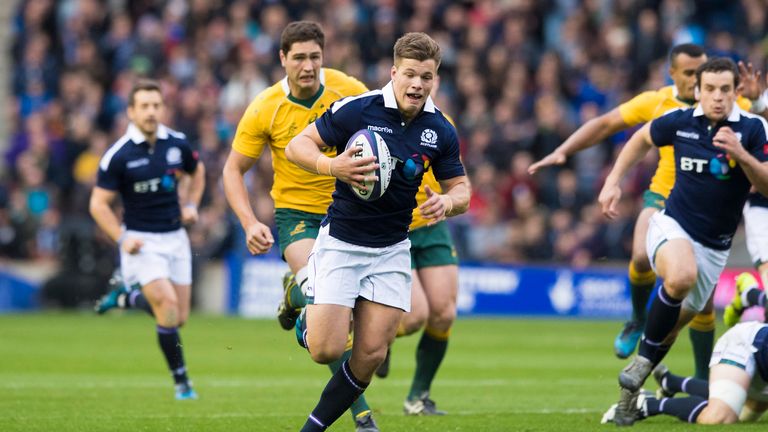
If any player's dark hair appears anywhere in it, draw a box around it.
[669,43,705,66]
[280,21,324,54]
[393,32,441,67]
[128,79,162,106]
[695,57,740,89]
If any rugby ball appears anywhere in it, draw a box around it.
[344,129,392,201]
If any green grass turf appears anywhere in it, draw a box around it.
[0,312,763,431]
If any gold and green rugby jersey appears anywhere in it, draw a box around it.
[232,68,367,214]
[618,85,750,198]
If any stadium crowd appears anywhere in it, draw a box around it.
[2,0,767,278]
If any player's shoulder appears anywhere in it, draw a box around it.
[323,68,368,98]
[330,87,383,114]
[160,124,187,141]
[736,106,768,137]
[99,134,133,171]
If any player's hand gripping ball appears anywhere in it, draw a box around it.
[345,130,392,201]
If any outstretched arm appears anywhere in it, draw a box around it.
[222,150,274,255]
[528,108,629,174]
[598,123,655,219]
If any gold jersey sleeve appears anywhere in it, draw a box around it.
[231,68,368,214]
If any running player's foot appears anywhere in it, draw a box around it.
[723,272,759,328]
[651,363,674,398]
[174,382,198,400]
[354,411,379,432]
[94,272,128,314]
[619,356,653,392]
[277,272,302,330]
[294,307,308,350]
[614,320,644,359]
[602,389,650,425]
[375,347,391,378]
[403,392,446,416]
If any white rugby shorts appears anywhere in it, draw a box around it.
[646,211,730,312]
[744,203,768,267]
[710,321,768,403]
[306,224,412,311]
[120,228,192,287]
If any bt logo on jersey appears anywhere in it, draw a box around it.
[680,157,708,173]
[134,178,162,193]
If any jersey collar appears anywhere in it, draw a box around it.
[126,123,170,144]
[692,103,741,122]
[382,81,436,113]
[280,68,327,96]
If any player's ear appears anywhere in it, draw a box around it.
[279,50,287,67]
[694,85,700,101]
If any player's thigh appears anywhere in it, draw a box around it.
[283,238,315,275]
[741,399,768,422]
[631,205,659,268]
[701,364,752,424]
[744,203,768,268]
[306,303,351,354]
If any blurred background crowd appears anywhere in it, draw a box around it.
[2,0,767,301]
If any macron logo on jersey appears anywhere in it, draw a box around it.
[676,130,699,140]
[367,125,393,134]
[126,158,149,169]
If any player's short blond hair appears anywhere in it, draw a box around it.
[393,32,441,67]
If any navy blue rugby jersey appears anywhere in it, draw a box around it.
[314,81,465,247]
[97,123,198,232]
[650,104,768,250]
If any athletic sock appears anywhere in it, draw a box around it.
[128,290,154,316]
[638,285,681,365]
[407,326,450,400]
[688,311,715,380]
[628,262,656,323]
[300,360,369,432]
[646,396,708,423]
[289,267,309,308]
[328,345,372,419]
[156,325,188,384]
[745,288,766,308]
[660,371,709,397]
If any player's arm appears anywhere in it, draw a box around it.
[598,123,655,219]
[222,150,274,255]
[528,108,629,174]
[420,176,470,224]
[179,160,205,225]
[285,123,378,190]
[712,127,768,196]
[89,187,142,254]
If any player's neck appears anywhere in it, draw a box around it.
[288,83,324,109]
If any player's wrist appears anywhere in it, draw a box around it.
[183,203,198,210]
[442,195,453,216]
[315,155,334,177]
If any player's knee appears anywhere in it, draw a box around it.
[308,341,345,365]
[428,307,456,331]
[697,406,738,424]
[664,270,697,295]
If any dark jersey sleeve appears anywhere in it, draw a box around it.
[315,97,362,149]
[432,123,466,180]
[747,119,768,163]
[179,140,199,174]
[649,109,681,148]
[96,154,122,191]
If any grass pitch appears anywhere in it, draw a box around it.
[0,312,764,431]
